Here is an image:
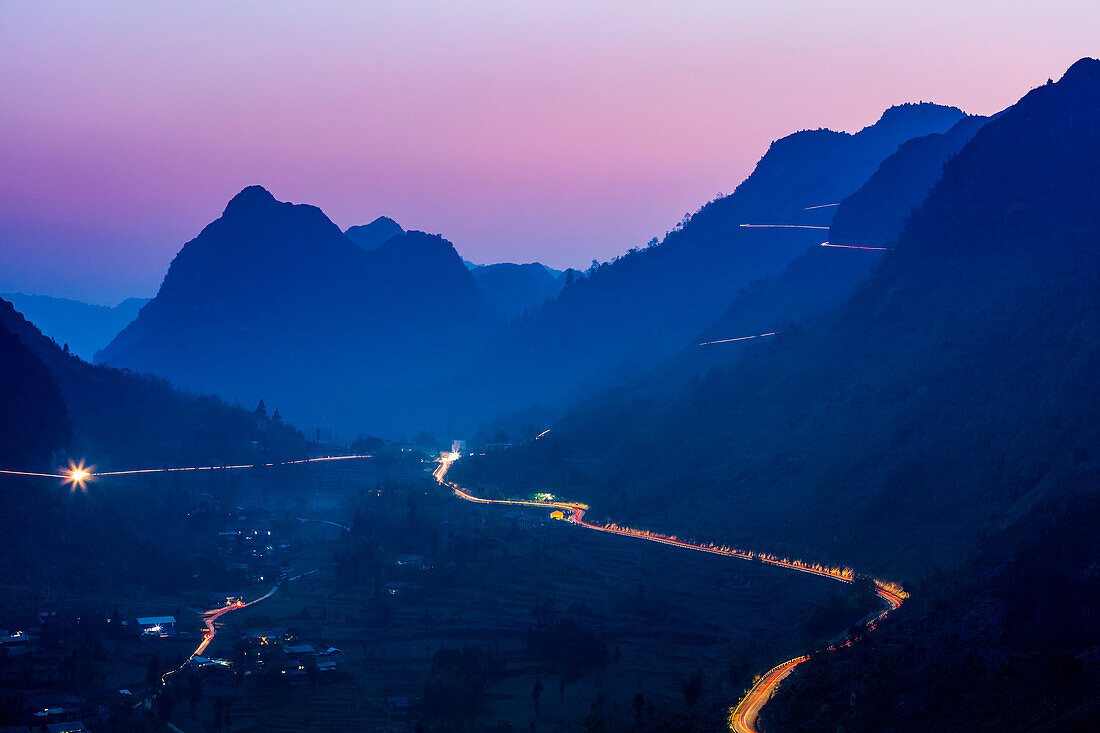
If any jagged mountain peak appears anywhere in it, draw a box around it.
[1061,56,1100,84]
[862,102,966,135]
[346,216,405,250]
[223,184,277,214]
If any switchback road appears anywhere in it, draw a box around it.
[433,453,904,733]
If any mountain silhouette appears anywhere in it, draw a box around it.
[694,110,994,358]
[346,215,404,250]
[829,112,991,248]
[424,103,967,430]
[466,59,1099,576]
[470,262,566,320]
[0,300,70,469]
[97,186,497,433]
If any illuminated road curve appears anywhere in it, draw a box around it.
[433,453,904,733]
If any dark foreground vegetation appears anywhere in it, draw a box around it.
[762,491,1099,732]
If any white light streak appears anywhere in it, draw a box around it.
[820,241,891,251]
[739,224,830,230]
[698,332,777,347]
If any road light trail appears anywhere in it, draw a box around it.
[0,455,374,487]
[433,453,905,733]
[699,332,777,347]
[739,224,830,230]
[95,454,372,476]
[804,203,839,210]
[0,469,67,478]
[160,582,281,689]
[728,655,809,733]
[535,429,551,440]
[820,241,891,251]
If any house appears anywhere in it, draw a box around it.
[136,616,176,637]
[46,724,89,733]
[0,630,37,656]
[317,647,345,661]
[284,644,315,660]
[281,665,309,685]
[384,581,413,596]
[189,656,234,681]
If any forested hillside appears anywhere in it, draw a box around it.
[425,104,966,430]
[453,60,1100,578]
[2,296,304,470]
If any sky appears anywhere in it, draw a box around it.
[1,1,1096,304]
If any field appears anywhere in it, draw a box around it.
[158,458,873,732]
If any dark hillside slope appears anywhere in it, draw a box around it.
[1,292,148,360]
[0,306,70,469]
[2,297,303,470]
[829,113,991,248]
[430,104,965,428]
[471,262,565,320]
[764,489,1100,733]
[454,60,1100,576]
[694,112,992,360]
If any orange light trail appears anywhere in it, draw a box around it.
[820,241,891,251]
[163,585,279,685]
[729,655,810,733]
[433,453,906,733]
[739,224,830,230]
[699,332,777,347]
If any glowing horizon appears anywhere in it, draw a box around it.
[1,1,1096,303]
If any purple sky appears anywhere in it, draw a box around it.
[2,2,1096,304]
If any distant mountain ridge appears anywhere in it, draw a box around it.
[98,103,965,437]
[470,262,565,320]
[695,109,993,353]
[419,102,967,431]
[345,216,404,250]
[2,292,149,360]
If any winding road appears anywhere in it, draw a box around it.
[433,453,904,733]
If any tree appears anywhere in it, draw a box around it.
[253,399,267,421]
[146,654,162,685]
[681,669,703,707]
[532,678,544,713]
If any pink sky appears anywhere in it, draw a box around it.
[1,1,1096,303]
